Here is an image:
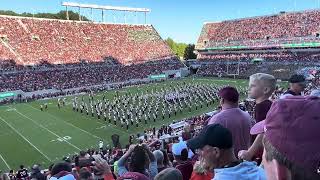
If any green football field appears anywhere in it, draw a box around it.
[0,77,278,171]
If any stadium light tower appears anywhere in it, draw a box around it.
[62,2,150,24]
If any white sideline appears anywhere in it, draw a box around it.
[26,104,103,140]
[0,153,11,170]
[0,116,52,162]
[13,109,82,151]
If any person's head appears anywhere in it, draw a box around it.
[180,148,188,161]
[154,168,183,180]
[249,73,276,101]
[79,168,93,180]
[218,87,239,108]
[50,162,72,176]
[288,74,306,94]
[153,150,164,166]
[31,164,41,174]
[187,124,234,170]
[20,165,24,169]
[129,145,150,174]
[160,149,171,167]
[79,151,86,157]
[251,96,320,180]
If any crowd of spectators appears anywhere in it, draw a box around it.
[197,52,320,63]
[1,73,319,180]
[0,16,174,65]
[0,59,184,92]
[197,10,320,49]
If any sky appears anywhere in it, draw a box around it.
[1,0,320,44]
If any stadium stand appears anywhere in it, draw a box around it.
[194,10,320,80]
[0,59,184,92]
[0,15,185,92]
[0,15,174,65]
[196,10,320,49]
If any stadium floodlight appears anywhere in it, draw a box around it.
[62,1,150,23]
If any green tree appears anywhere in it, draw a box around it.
[165,38,188,59]
[183,44,197,60]
[0,10,89,21]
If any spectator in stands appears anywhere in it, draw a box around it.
[153,150,167,173]
[280,74,306,99]
[172,137,194,161]
[117,144,157,179]
[49,162,75,180]
[190,157,214,180]
[160,149,173,168]
[251,96,320,180]
[208,86,253,154]
[78,151,92,168]
[173,148,193,180]
[91,155,114,180]
[79,168,93,180]
[8,170,16,180]
[154,168,183,180]
[16,165,29,180]
[30,164,46,180]
[187,124,266,179]
[238,73,276,161]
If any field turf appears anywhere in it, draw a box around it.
[0,77,282,171]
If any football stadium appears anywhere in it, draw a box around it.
[0,1,320,180]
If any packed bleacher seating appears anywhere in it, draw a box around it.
[196,10,320,49]
[0,59,184,92]
[0,15,174,65]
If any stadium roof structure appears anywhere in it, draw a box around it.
[62,1,150,23]
[62,2,150,12]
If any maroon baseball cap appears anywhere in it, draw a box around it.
[251,96,320,174]
[218,86,239,103]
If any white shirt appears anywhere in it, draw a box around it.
[99,141,103,148]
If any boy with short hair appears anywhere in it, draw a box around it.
[248,73,276,122]
[238,73,276,161]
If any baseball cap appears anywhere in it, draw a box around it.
[187,124,233,150]
[288,74,305,83]
[251,96,320,173]
[218,86,239,103]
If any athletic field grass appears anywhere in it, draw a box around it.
[0,77,286,171]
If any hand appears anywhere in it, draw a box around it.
[94,156,112,175]
[238,150,253,161]
[128,144,136,153]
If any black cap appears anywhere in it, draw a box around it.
[187,124,233,150]
[289,74,305,83]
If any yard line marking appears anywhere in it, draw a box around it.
[13,109,82,151]
[0,153,11,170]
[26,104,103,140]
[0,116,52,162]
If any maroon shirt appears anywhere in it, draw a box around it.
[175,161,193,180]
[254,100,272,122]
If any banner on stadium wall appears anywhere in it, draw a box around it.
[0,92,16,99]
[149,74,167,80]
